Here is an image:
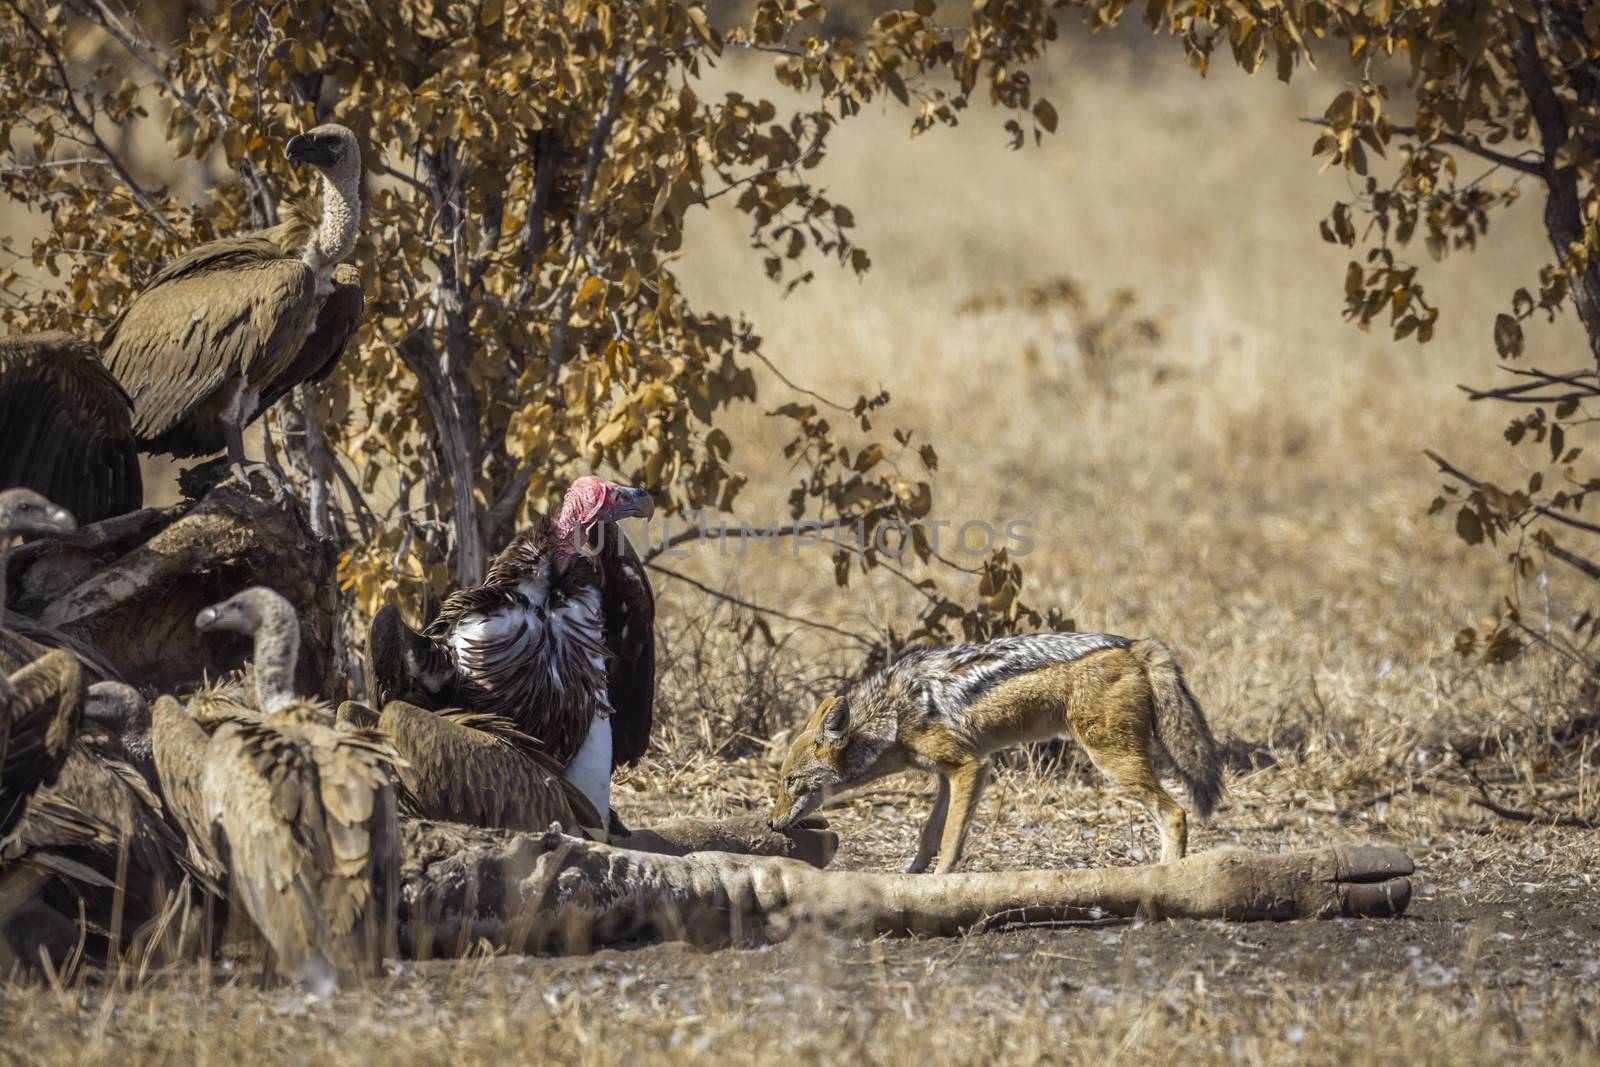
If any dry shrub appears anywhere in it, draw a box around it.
[650,595,858,762]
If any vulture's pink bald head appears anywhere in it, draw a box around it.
[553,477,655,563]
[561,476,612,528]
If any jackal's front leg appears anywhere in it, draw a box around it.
[903,775,951,873]
[933,761,990,874]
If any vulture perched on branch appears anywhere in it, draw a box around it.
[101,124,364,464]
[0,333,142,522]
[367,476,657,818]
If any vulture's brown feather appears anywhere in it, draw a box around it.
[376,701,605,835]
[100,125,364,462]
[198,699,399,980]
[149,694,226,881]
[1,649,83,837]
[0,332,141,522]
[100,242,319,457]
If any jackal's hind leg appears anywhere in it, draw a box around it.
[903,775,951,873]
[932,761,991,874]
[1138,793,1188,864]
[1114,779,1187,863]
[1078,740,1189,863]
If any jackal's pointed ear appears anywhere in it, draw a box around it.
[819,696,849,743]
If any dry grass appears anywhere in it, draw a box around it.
[1,963,1595,1067]
[7,32,1600,1067]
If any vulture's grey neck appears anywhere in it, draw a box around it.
[302,161,360,294]
[250,600,301,714]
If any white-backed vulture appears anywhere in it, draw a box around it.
[0,333,141,523]
[0,649,83,837]
[148,695,215,856]
[367,476,656,818]
[32,723,210,908]
[3,680,216,968]
[100,125,364,463]
[168,587,400,985]
[336,699,605,838]
[0,489,75,638]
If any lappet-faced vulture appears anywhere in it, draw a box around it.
[100,125,364,464]
[0,332,141,523]
[365,476,656,819]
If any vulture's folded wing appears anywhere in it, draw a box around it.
[379,702,603,834]
[1,650,84,837]
[203,721,334,972]
[150,695,227,880]
[254,262,363,417]
[100,237,316,450]
[0,332,142,522]
[367,604,455,710]
[597,522,656,768]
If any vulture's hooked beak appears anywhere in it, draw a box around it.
[617,487,655,520]
[40,506,76,535]
[9,506,76,538]
[194,606,222,632]
[285,132,338,167]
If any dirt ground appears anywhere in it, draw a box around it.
[2,764,1596,1066]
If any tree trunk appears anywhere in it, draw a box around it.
[294,384,336,541]
[1510,18,1600,368]
[398,820,1413,957]
[397,328,486,586]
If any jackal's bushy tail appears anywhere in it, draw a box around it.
[1132,639,1224,818]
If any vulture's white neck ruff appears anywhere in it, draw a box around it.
[303,160,360,295]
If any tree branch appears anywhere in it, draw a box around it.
[1545,541,1600,582]
[1426,448,1600,538]
[327,450,374,542]
[700,121,826,203]
[485,465,533,541]
[1508,16,1600,368]
[545,53,631,379]
[642,512,899,562]
[68,0,197,112]
[1298,116,1546,177]
[1460,364,1600,403]
[4,0,177,238]
[295,383,335,540]
[644,562,873,647]
[1467,769,1600,828]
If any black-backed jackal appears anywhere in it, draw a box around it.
[769,633,1224,872]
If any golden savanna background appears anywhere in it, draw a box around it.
[3,11,1598,1066]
